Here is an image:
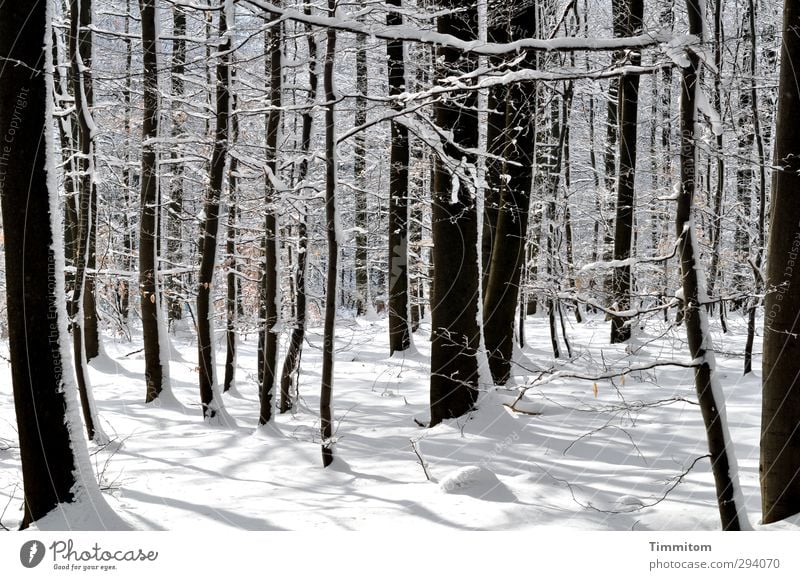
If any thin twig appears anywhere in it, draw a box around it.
[410,438,432,482]
[0,484,19,531]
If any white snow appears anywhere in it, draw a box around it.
[0,311,781,531]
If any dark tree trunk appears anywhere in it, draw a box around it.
[280,7,317,414]
[197,5,230,420]
[259,10,281,425]
[66,0,99,361]
[387,0,411,355]
[610,0,643,344]
[761,0,800,525]
[321,0,338,466]
[224,94,239,393]
[429,1,481,426]
[483,4,536,385]
[120,0,133,325]
[354,5,369,316]
[0,0,81,528]
[139,0,165,403]
[67,0,99,440]
[167,5,186,324]
[678,0,745,531]
[706,0,724,312]
[743,0,767,375]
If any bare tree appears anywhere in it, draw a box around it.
[320,0,338,466]
[387,0,411,355]
[197,1,232,421]
[610,0,643,343]
[258,7,282,425]
[761,0,800,525]
[429,0,481,426]
[1,0,90,528]
[484,2,536,385]
[676,0,747,530]
[139,0,166,403]
[280,7,317,414]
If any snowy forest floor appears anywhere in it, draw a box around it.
[2,310,800,531]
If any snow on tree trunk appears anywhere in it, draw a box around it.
[676,0,749,531]
[259,7,282,426]
[0,0,127,530]
[320,0,338,467]
[197,0,233,425]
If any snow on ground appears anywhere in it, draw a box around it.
[0,311,792,531]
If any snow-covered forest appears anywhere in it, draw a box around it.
[1,0,800,533]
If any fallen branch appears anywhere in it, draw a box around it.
[540,454,710,514]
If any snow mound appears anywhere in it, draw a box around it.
[616,495,645,509]
[438,465,516,503]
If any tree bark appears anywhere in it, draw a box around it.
[139,0,165,403]
[197,2,231,420]
[167,5,186,324]
[743,0,767,375]
[678,0,746,531]
[67,0,100,439]
[321,0,338,466]
[610,0,643,343]
[430,1,481,426]
[120,0,133,325]
[705,0,724,314]
[484,3,536,385]
[354,5,369,316]
[280,7,317,414]
[387,0,411,355]
[259,8,282,425]
[761,0,800,525]
[0,0,81,528]
[224,92,239,393]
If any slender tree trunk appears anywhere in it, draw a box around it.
[601,0,623,305]
[562,76,582,324]
[139,0,165,403]
[66,0,99,361]
[259,8,282,425]
[610,0,643,343]
[67,0,101,440]
[387,0,411,355]
[280,9,317,414]
[197,2,231,421]
[761,0,800,525]
[354,6,369,316]
[1,0,83,528]
[733,5,755,316]
[54,23,80,310]
[320,0,338,466]
[167,5,186,324]
[430,1,481,426]
[706,0,724,313]
[120,0,133,325]
[678,0,746,531]
[223,93,239,393]
[744,0,768,375]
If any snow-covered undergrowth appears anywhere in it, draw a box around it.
[0,312,794,530]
